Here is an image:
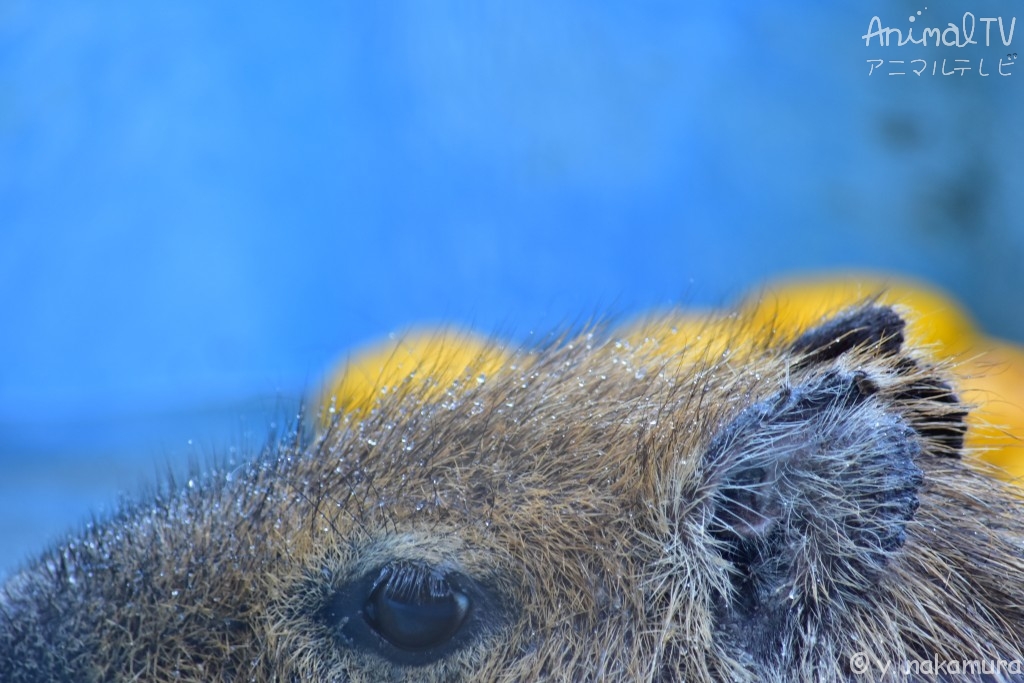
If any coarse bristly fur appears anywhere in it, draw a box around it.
[3,303,1024,682]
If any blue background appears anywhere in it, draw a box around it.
[3,2,1023,573]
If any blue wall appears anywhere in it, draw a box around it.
[3,2,1023,572]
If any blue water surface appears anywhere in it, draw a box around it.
[2,1,1023,573]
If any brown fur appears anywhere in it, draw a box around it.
[3,303,1024,681]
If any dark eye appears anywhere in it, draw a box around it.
[363,563,470,651]
[320,560,500,666]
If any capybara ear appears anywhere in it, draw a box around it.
[699,304,978,668]
[789,304,906,368]
[788,304,967,457]
[705,365,924,666]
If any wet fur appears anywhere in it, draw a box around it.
[2,304,1024,681]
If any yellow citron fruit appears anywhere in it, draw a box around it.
[320,330,511,425]
[618,312,749,372]
[322,275,1024,481]
[736,275,978,356]
[960,342,1024,477]
[619,275,979,368]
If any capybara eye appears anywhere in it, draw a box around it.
[321,560,496,665]
[363,563,471,651]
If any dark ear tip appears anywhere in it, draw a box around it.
[790,304,906,367]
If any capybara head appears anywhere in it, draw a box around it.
[3,304,1024,682]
